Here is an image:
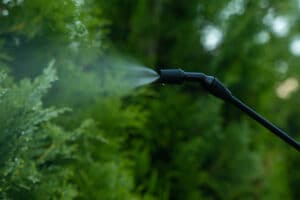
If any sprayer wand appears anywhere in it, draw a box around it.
[157,69,300,152]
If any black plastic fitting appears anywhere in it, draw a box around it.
[157,69,232,100]
[157,69,186,84]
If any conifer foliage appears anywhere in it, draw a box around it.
[0,63,67,198]
[1,0,300,199]
[0,64,141,199]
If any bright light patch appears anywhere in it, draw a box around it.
[290,38,300,56]
[263,8,275,26]
[73,0,84,6]
[2,0,10,4]
[255,31,270,44]
[2,9,8,16]
[276,77,299,99]
[220,0,246,20]
[201,25,223,51]
[271,16,290,37]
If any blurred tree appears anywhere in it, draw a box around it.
[98,0,297,199]
[0,0,144,199]
[1,0,300,199]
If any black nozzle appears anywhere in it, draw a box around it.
[157,68,232,100]
[157,69,186,84]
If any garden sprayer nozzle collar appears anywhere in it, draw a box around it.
[157,69,232,100]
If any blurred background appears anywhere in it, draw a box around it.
[1,0,300,199]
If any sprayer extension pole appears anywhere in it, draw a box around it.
[203,76,300,152]
[228,95,300,152]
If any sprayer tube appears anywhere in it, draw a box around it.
[228,96,300,152]
[202,74,300,152]
[201,74,300,152]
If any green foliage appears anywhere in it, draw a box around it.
[0,65,143,199]
[98,0,300,199]
[1,0,300,199]
[0,63,64,198]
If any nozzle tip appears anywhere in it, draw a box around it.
[157,69,186,84]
